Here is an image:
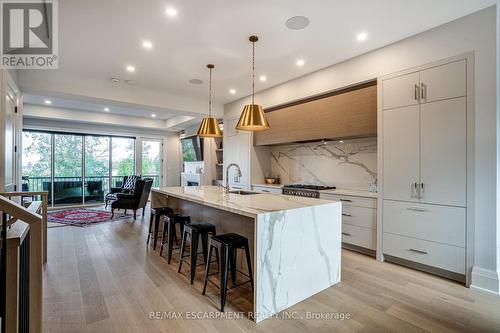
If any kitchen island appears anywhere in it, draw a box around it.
[151,186,342,322]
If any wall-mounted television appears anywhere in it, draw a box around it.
[181,135,203,162]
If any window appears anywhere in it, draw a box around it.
[22,130,136,207]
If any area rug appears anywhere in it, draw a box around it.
[48,208,130,227]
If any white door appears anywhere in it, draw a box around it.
[382,105,420,202]
[141,139,163,188]
[382,72,420,110]
[420,97,466,207]
[419,60,466,104]
[4,85,16,192]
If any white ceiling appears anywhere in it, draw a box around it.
[19,0,495,123]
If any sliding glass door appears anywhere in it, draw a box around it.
[21,131,52,203]
[22,130,136,207]
[85,136,110,204]
[54,134,83,205]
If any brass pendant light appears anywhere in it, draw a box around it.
[236,36,270,131]
[197,64,223,138]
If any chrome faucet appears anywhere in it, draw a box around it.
[224,163,242,193]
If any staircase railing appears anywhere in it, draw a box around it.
[0,192,48,333]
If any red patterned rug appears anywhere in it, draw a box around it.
[48,208,130,227]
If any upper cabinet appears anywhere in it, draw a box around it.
[382,72,420,110]
[254,83,377,146]
[382,60,466,110]
[419,60,466,103]
[381,58,467,207]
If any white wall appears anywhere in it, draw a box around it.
[496,1,500,276]
[224,7,498,292]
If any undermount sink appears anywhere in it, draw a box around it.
[228,190,260,195]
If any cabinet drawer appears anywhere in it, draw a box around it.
[321,194,376,208]
[252,186,282,195]
[342,224,376,250]
[383,233,465,274]
[383,200,465,247]
[342,206,376,229]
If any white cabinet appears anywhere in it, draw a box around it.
[419,60,466,103]
[224,133,250,188]
[383,233,465,275]
[321,193,377,253]
[380,57,469,278]
[382,72,420,110]
[383,200,466,248]
[382,60,466,109]
[252,185,282,194]
[382,105,420,202]
[420,97,466,206]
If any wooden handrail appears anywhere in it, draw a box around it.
[0,196,41,225]
[1,193,45,333]
[0,191,48,263]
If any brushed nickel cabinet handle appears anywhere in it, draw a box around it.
[414,84,419,101]
[420,183,424,198]
[408,248,428,255]
[342,213,352,217]
[339,198,352,202]
[420,82,426,99]
[406,207,427,212]
[342,232,352,236]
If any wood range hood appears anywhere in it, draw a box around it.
[254,80,377,146]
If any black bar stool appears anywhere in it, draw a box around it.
[178,222,217,284]
[202,233,254,312]
[147,207,174,250]
[159,214,191,264]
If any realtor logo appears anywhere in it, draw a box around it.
[1,0,58,68]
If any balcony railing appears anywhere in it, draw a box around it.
[21,175,160,207]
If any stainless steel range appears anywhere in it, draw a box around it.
[282,184,336,199]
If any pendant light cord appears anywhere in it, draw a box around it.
[208,66,212,117]
[252,40,255,105]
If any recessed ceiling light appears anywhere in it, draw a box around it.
[125,80,136,85]
[126,65,135,72]
[339,140,344,143]
[189,79,203,85]
[165,7,177,17]
[44,99,52,105]
[142,40,153,49]
[104,107,110,112]
[296,59,305,67]
[110,77,120,83]
[229,89,236,94]
[356,32,368,42]
[151,113,156,118]
[285,16,310,30]
[259,75,267,82]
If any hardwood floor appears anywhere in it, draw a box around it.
[43,205,500,333]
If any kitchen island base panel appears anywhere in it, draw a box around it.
[255,205,341,322]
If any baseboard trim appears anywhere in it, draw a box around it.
[470,266,500,295]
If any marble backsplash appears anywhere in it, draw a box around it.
[270,137,377,190]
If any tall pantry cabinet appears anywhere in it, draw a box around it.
[379,57,471,283]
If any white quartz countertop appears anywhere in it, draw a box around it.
[152,186,337,218]
[320,188,378,198]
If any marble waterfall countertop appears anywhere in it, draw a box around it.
[152,185,336,218]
